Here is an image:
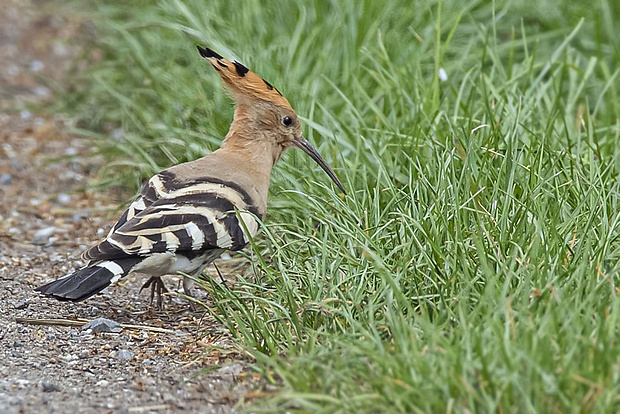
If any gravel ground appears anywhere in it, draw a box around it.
[0,2,262,413]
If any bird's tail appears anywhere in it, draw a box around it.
[35,257,142,302]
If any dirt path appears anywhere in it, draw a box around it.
[0,2,258,413]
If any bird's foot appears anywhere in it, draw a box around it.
[140,277,168,310]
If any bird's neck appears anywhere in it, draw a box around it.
[216,125,283,217]
[220,131,281,171]
[221,104,285,170]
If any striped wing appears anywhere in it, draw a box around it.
[107,177,160,235]
[82,175,161,261]
[83,171,261,262]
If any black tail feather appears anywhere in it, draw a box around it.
[36,257,142,302]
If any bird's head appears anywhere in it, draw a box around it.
[197,45,346,194]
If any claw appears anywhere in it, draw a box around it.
[140,276,199,311]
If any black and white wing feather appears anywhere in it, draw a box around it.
[82,173,161,261]
[85,171,261,262]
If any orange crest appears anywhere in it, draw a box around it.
[197,46,292,109]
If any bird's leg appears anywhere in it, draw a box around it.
[182,276,196,311]
[154,278,168,310]
[139,277,154,298]
[140,277,168,310]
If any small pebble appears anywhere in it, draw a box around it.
[81,306,101,318]
[15,379,29,388]
[116,350,133,360]
[14,300,29,310]
[82,317,122,333]
[42,381,60,392]
[32,227,56,245]
[57,193,71,204]
[0,173,12,184]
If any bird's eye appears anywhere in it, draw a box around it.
[282,116,293,127]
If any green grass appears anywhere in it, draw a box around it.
[55,0,620,412]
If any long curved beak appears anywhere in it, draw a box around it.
[293,136,346,195]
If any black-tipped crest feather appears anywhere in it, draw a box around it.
[233,61,249,77]
[196,45,223,60]
[196,45,291,107]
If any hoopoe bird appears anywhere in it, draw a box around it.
[36,46,345,308]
